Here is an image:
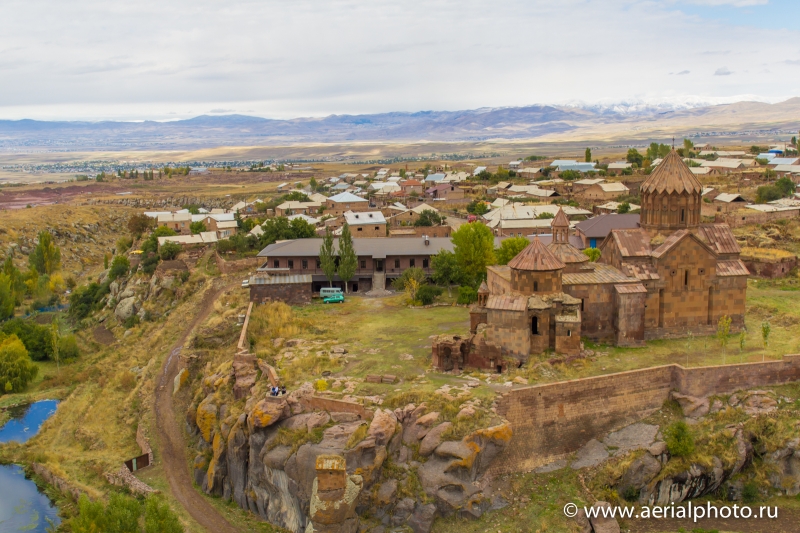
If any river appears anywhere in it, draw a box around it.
[0,400,62,532]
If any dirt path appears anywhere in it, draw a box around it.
[628,506,800,533]
[154,282,240,533]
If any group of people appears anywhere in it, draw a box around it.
[270,385,287,396]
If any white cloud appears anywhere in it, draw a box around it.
[0,0,796,121]
[715,67,734,75]
[682,0,768,6]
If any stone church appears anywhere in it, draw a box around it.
[433,150,749,372]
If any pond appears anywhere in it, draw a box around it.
[0,464,61,532]
[0,400,60,444]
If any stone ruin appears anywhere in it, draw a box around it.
[306,455,362,533]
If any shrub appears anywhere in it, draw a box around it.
[159,242,181,261]
[742,481,759,503]
[0,334,39,394]
[69,281,111,320]
[457,285,477,304]
[59,335,81,360]
[1,318,53,361]
[189,221,207,235]
[117,237,133,254]
[664,421,695,457]
[144,495,183,533]
[109,255,130,280]
[123,316,140,329]
[391,267,427,292]
[314,379,329,391]
[141,253,160,275]
[416,284,443,305]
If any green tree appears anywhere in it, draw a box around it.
[761,320,771,361]
[153,226,178,238]
[189,221,207,234]
[183,204,200,214]
[319,227,337,288]
[0,273,14,320]
[416,284,443,305]
[337,224,357,293]
[756,185,783,203]
[495,237,529,265]
[585,147,592,162]
[664,421,695,457]
[559,169,582,181]
[776,176,796,197]
[617,202,631,214]
[51,319,60,375]
[717,315,732,363]
[683,138,694,152]
[159,241,181,261]
[466,200,489,216]
[309,177,318,191]
[583,248,601,262]
[109,255,131,280]
[413,210,445,227]
[29,231,61,275]
[451,222,496,285]
[431,250,462,296]
[536,212,555,219]
[0,334,39,394]
[392,267,427,294]
[1,318,53,361]
[626,148,643,167]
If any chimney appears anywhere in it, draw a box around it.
[424,235,430,245]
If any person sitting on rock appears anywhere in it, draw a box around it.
[280,385,287,395]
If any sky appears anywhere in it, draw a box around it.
[0,0,798,121]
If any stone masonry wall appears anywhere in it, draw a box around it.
[492,355,800,474]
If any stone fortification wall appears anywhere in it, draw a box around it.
[493,355,800,474]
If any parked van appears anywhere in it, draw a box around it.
[319,287,343,298]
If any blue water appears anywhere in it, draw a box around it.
[0,400,59,444]
[0,464,61,532]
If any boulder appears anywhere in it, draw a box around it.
[588,502,621,533]
[119,286,135,300]
[574,508,593,533]
[376,478,398,505]
[407,503,437,533]
[391,498,415,526]
[618,453,661,501]
[249,398,288,429]
[306,411,331,432]
[743,393,778,415]
[571,439,609,469]
[767,438,800,496]
[671,392,710,418]
[419,422,452,457]
[648,441,667,457]
[196,397,218,443]
[368,409,397,446]
[603,423,659,453]
[114,296,138,322]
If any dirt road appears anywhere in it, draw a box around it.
[154,283,240,533]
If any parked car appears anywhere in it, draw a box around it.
[241,279,250,288]
[323,293,344,304]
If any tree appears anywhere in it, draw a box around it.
[739,329,746,357]
[792,136,797,147]
[431,250,462,296]
[153,226,178,238]
[683,138,694,152]
[495,237,529,265]
[536,212,555,219]
[717,315,732,363]
[617,202,631,214]
[29,231,61,275]
[189,221,207,234]
[0,273,14,320]
[414,210,445,227]
[337,224,357,293]
[559,170,582,181]
[127,214,155,235]
[319,227,337,288]
[466,200,489,216]
[416,284,443,305]
[626,148,643,167]
[583,248,601,262]
[159,242,181,261]
[109,255,131,280]
[761,321,771,361]
[183,204,200,214]
[51,319,60,375]
[144,496,183,533]
[1,318,53,361]
[392,267,427,294]
[0,334,39,394]
[309,177,318,191]
[585,147,592,162]
[451,223,496,285]
[776,176,796,197]
[756,185,782,203]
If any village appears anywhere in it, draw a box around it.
[4,138,800,533]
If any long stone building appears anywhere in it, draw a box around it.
[433,150,748,372]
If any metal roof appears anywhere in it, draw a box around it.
[575,214,641,239]
[328,192,367,203]
[344,211,386,225]
[257,237,456,258]
[250,274,313,285]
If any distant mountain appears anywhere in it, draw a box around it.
[0,99,797,150]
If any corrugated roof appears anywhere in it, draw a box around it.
[250,274,313,285]
[508,237,565,271]
[696,224,741,255]
[716,259,750,277]
[615,283,648,294]
[562,263,637,285]
[486,294,528,311]
[608,229,652,257]
[328,192,367,203]
[258,237,456,258]
[575,214,641,239]
[640,150,703,195]
[714,193,746,203]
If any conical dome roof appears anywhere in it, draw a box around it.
[547,242,590,265]
[508,237,565,271]
[551,207,569,228]
[640,149,703,195]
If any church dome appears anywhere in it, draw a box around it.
[508,237,565,271]
[640,149,703,195]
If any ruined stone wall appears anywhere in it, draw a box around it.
[301,396,375,421]
[250,283,312,306]
[554,319,580,355]
[743,258,797,278]
[492,355,800,474]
